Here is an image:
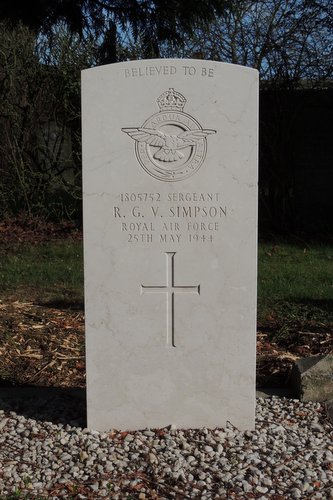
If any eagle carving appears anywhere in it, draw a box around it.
[122,127,216,162]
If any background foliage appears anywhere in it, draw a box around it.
[0,0,332,232]
[0,22,95,220]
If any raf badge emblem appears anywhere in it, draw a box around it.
[122,88,216,182]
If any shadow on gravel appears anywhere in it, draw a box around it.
[0,387,86,428]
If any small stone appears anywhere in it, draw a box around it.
[149,453,158,464]
[69,466,80,474]
[58,478,68,484]
[311,423,324,432]
[105,461,114,472]
[143,430,154,437]
[124,434,134,442]
[204,445,214,452]
[291,488,302,498]
[242,480,252,493]
[256,486,268,494]
[80,450,88,461]
[32,482,43,489]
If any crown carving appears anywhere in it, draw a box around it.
[157,88,186,112]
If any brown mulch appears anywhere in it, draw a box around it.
[0,298,332,389]
[0,215,82,248]
[0,299,85,388]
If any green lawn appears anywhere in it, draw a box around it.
[0,241,84,305]
[258,243,333,332]
[0,241,332,330]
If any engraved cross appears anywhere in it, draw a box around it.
[141,252,200,347]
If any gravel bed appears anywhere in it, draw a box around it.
[0,396,332,499]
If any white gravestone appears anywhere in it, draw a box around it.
[82,59,258,431]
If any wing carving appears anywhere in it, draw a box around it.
[176,129,217,148]
[122,127,216,162]
[121,128,166,147]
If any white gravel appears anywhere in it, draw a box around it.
[0,396,332,498]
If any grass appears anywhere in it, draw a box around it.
[258,243,333,302]
[0,240,332,331]
[258,243,333,337]
[0,241,83,305]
